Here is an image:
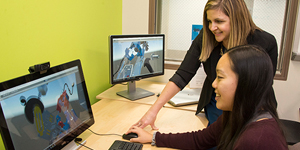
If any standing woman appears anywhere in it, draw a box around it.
[134,0,278,128]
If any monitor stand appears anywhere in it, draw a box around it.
[116,81,154,100]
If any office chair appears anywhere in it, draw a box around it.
[280,119,300,147]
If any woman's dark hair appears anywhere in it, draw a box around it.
[218,45,279,149]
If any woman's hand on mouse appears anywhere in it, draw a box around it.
[126,126,153,144]
[133,110,158,130]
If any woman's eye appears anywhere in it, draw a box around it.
[217,76,223,79]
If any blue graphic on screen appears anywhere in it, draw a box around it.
[192,24,203,42]
[0,72,89,150]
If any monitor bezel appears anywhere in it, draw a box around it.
[0,59,94,150]
[109,34,165,85]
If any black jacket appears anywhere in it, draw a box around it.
[169,29,278,114]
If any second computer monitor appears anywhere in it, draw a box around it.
[110,34,165,100]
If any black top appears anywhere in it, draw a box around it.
[169,29,278,114]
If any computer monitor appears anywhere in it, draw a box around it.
[110,34,165,100]
[0,59,94,150]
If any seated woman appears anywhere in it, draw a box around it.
[126,45,288,150]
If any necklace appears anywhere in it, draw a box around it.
[220,46,224,56]
[220,45,227,56]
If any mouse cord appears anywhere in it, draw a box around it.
[74,138,94,150]
[73,129,122,150]
[88,128,122,137]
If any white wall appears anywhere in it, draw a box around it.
[273,5,300,121]
[122,0,149,34]
[122,0,300,122]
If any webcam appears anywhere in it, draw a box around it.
[28,62,50,74]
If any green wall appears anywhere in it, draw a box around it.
[0,0,122,149]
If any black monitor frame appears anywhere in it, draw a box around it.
[0,59,94,150]
[110,34,165,100]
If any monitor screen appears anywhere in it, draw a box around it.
[110,34,165,100]
[0,59,94,150]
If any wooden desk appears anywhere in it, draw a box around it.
[79,99,207,150]
[96,80,198,112]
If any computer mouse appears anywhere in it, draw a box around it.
[122,132,138,140]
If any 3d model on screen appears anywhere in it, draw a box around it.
[19,82,81,144]
[114,41,159,79]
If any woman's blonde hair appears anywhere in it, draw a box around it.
[200,0,260,62]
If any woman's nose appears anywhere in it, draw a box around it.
[210,22,217,31]
[212,78,217,88]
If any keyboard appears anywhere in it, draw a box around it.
[109,140,143,150]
